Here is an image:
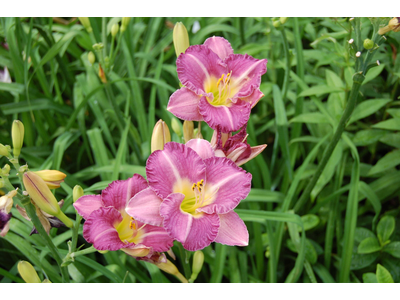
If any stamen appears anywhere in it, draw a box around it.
[242,134,249,143]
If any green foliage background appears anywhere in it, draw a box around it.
[0,17,400,283]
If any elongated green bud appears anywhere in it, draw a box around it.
[111,23,119,37]
[151,120,171,153]
[73,185,84,202]
[189,250,204,282]
[173,22,189,57]
[34,170,67,189]
[171,118,182,136]
[88,51,95,64]
[12,120,24,158]
[280,17,288,24]
[18,261,41,283]
[363,39,374,50]
[121,17,131,32]
[183,120,194,143]
[78,17,92,33]
[157,259,188,283]
[0,143,10,157]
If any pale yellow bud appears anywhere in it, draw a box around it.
[2,164,11,176]
[0,143,10,157]
[151,120,171,153]
[121,17,131,32]
[183,121,194,143]
[0,190,17,213]
[280,17,288,24]
[98,64,107,83]
[88,51,95,64]
[111,23,119,37]
[12,120,24,158]
[157,259,188,283]
[379,17,400,35]
[191,250,204,281]
[33,170,67,189]
[18,261,41,283]
[171,118,182,136]
[73,185,84,202]
[173,22,190,57]
[78,17,92,33]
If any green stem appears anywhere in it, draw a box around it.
[71,214,82,253]
[178,243,191,279]
[293,73,365,212]
[280,28,290,102]
[71,245,97,258]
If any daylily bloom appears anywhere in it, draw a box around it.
[0,190,17,237]
[210,124,267,167]
[168,36,267,133]
[126,140,251,251]
[16,200,66,235]
[73,175,174,259]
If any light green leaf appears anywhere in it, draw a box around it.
[377,215,396,245]
[363,273,378,283]
[297,214,320,232]
[349,99,391,124]
[0,82,25,94]
[380,133,400,148]
[298,85,343,97]
[357,237,381,254]
[376,264,394,283]
[363,64,385,85]
[289,112,330,124]
[383,242,400,258]
[368,150,400,176]
[353,129,387,146]
[372,118,400,131]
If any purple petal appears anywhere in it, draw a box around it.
[240,88,264,108]
[177,44,226,95]
[139,224,174,252]
[214,211,248,246]
[225,54,267,98]
[101,174,148,212]
[122,245,151,258]
[0,211,11,237]
[126,187,164,227]
[199,156,252,214]
[167,87,204,121]
[83,207,127,251]
[0,67,11,83]
[203,36,234,60]
[185,139,215,160]
[198,97,251,132]
[159,193,219,251]
[73,195,104,220]
[146,142,206,199]
[236,144,267,167]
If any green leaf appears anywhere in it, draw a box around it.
[367,150,400,176]
[380,133,400,148]
[350,252,379,270]
[353,129,387,146]
[362,273,378,283]
[349,99,391,124]
[289,112,330,124]
[383,242,400,258]
[297,214,320,232]
[0,82,25,94]
[377,215,396,245]
[298,85,343,97]
[357,237,381,254]
[372,118,400,131]
[0,99,74,115]
[363,64,385,85]
[376,264,394,283]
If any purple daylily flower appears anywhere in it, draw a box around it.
[126,141,251,251]
[210,124,267,167]
[168,36,267,133]
[0,190,16,237]
[73,175,174,259]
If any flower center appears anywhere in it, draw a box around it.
[116,212,144,244]
[179,179,218,216]
[206,72,236,107]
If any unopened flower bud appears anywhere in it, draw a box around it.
[121,17,131,32]
[0,143,10,157]
[171,118,182,136]
[78,17,92,33]
[98,64,107,83]
[379,17,400,35]
[356,51,361,58]
[363,39,374,50]
[280,17,288,24]
[157,259,188,283]
[2,164,11,176]
[189,250,204,282]
[173,22,190,57]
[18,261,41,283]
[0,190,17,214]
[33,170,67,189]
[273,20,281,28]
[111,23,119,37]
[12,120,24,158]
[92,43,104,51]
[183,121,194,143]
[23,172,73,228]
[151,120,171,153]
[88,51,95,64]
[73,185,84,202]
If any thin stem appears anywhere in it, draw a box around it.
[280,28,290,102]
[71,214,82,253]
[178,243,191,279]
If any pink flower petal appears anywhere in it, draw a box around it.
[236,144,267,167]
[199,156,252,214]
[159,193,219,251]
[83,207,128,251]
[214,211,248,246]
[225,54,267,98]
[126,187,164,227]
[203,36,234,60]
[101,175,148,212]
[140,224,174,252]
[146,142,206,199]
[185,139,215,160]
[198,97,251,132]
[167,87,204,121]
[240,87,264,108]
[177,44,226,95]
[73,195,104,220]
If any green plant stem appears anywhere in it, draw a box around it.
[280,28,290,102]
[71,245,97,258]
[293,73,365,212]
[178,243,191,280]
[23,200,70,282]
[70,214,82,253]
